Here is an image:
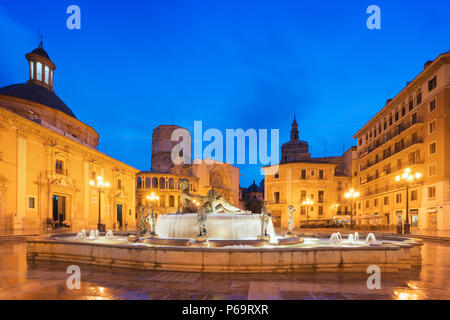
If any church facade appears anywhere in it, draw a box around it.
[136,125,240,214]
[0,43,138,231]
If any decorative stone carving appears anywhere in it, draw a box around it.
[287,205,296,236]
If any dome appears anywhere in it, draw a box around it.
[247,181,261,193]
[31,47,51,60]
[0,83,76,118]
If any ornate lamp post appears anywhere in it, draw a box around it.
[90,176,110,232]
[146,192,160,206]
[345,188,360,230]
[395,168,422,235]
[302,198,314,226]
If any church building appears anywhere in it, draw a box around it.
[0,42,139,231]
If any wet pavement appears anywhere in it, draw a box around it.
[0,241,450,300]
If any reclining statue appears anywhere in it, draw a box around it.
[204,189,250,214]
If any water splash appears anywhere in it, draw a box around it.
[76,229,86,239]
[105,230,114,240]
[365,233,377,244]
[330,232,342,245]
[88,230,97,240]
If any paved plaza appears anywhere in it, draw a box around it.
[1,240,450,300]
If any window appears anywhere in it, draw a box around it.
[429,120,437,134]
[274,172,279,179]
[152,177,158,188]
[28,197,35,209]
[319,170,324,180]
[36,62,42,81]
[117,179,122,190]
[416,91,422,105]
[374,199,378,207]
[411,190,418,201]
[159,177,166,189]
[366,200,370,209]
[318,206,324,216]
[359,138,362,146]
[137,177,142,188]
[383,163,391,175]
[429,99,436,112]
[429,142,437,155]
[145,177,151,188]
[91,171,96,180]
[318,191,324,204]
[384,196,389,205]
[274,192,280,204]
[55,160,63,175]
[169,195,175,207]
[300,190,306,202]
[396,194,402,203]
[44,65,49,84]
[409,150,420,165]
[429,163,437,177]
[411,112,418,124]
[408,100,413,111]
[310,170,315,177]
[397,159,402,170]
[50,70,53,85]
[30,61,34,79]
[301,169,306,180]
[159,195,165,207]
[301,207,306,215]
[428,76,437,91]
[428,186,436,199]
[402,106,406,117]
[395,111,399,122]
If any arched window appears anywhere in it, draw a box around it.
[91,171,96,180]
[152,177,158,188]
[30,61,34,79]
[50,70,53,86]
[159,195,165,207]
[44,65,49,84]
[137,177,142,189]
[169,196,175,207]
[159,177,165,189]
[36,62,42,81]
[168,178,174,189]
[145,177,151,188]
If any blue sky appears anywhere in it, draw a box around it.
[0,0,449,187]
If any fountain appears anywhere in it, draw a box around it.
[26,190,423,273]
[365,233,377,244]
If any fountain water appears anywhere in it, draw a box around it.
[330,232,342,245]
[365,233,377,244]
[354,232,359,241]
[88,230,97,240]
[76,229,86,239]
[105,230,114,240]
[95,230,100,238]
[348,234,355,242]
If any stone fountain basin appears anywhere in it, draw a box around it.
[26,233,423,273]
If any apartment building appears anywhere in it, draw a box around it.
[353,52,450,231]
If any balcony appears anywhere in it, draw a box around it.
[359,136,423,172]
[358,117,423,159]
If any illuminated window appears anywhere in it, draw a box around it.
[428,186,436,199]
[429,120,437,134]
[36,62,42,81]
[30,61,34,79]
[44,65,49,84]
[50,70,53,85]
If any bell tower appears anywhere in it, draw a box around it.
[290,115,299,141]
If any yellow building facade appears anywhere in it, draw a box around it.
[353,52,450,231]
[0,44,138,231]
[264,119,354,230]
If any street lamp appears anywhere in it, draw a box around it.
[395,168,422,235]
[146,192,160,204]
[344,188,360,230]
[90,176,110,232]
[302,198,314,226]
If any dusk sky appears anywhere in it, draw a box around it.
[1,0,449,187]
